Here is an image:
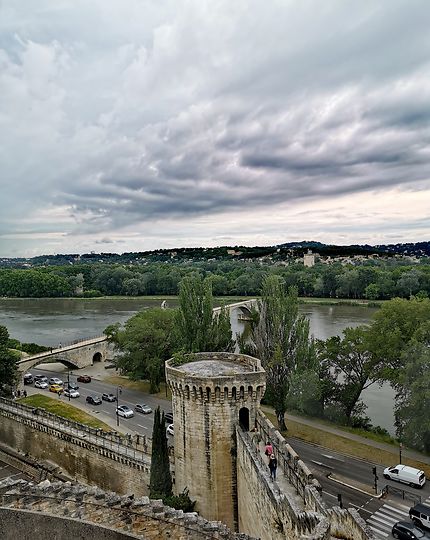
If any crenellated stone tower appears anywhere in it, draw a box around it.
[165,352,265,531]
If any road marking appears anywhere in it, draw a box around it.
[367,499,410,539]
[321,454,344,462]
[310,460,334,470]
[349,503,373,515]
[322,490,337,499]
[136,424,148,430]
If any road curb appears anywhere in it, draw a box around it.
[328,473,383,498]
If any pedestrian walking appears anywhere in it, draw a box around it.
[17,389,21,398]
[23,390,27,398]
[268,454,278,481]
[264,441,273,457]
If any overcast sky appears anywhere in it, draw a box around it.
[1,1,430,257]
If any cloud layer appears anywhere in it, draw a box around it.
[1,0,430,256]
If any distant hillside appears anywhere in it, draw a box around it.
[278,241,430,257]
[0,241,428,268]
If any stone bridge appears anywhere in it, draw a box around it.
[213,298,258,319]
[17,336,114,374]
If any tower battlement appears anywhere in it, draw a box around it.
[166,352,265,404]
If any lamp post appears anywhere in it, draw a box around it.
[67,370,72,402]
[116,385,122,427]
[399,442,403,464]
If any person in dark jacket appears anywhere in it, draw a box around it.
[268,454,278,480]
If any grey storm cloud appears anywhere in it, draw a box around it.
[0,0,430,255]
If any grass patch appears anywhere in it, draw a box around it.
[263,409,430,478]
[18,394,112,431]
[104,375,172,401]
[298,297,384,307]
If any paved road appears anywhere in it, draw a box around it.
[367,493,430,539]
[28,367,172,438]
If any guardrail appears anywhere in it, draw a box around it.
[381,484,422,503]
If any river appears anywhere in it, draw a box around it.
[0,297,396,433]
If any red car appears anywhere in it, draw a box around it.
[77,375,91,383]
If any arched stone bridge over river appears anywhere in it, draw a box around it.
[17,336,114,374]
[17,299,258,376]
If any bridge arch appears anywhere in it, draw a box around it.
[92,352,103,363]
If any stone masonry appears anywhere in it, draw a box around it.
[165,352,266,531]
[0,477,255,540]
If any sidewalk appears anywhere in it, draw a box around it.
[262,406,430,466]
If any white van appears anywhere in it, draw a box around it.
[383,464,426,488]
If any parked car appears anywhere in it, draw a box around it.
[34,375,48,383]
[35,380,48,389]
[63,389,80,399]
[164,412,174,424]
[116,405,134,418]
[384,465,426,488]
[49,384,63,394]
[102,393,116,402]
[65,382,79,390]
[86,395,102,405]
[135,403,152,414]
[49,377,63,386]
[166,424,174,437]
[410,504,430,530]
[392,521,430,539]
[77,375,91,383]
[23,373,34,385]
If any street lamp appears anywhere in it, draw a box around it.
[67,370,73,402]
[116,385,122,427]
[399,442,403,464]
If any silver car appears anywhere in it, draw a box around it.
[135,403,152,414]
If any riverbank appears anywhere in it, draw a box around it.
[0,294,383,307]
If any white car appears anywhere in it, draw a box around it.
[49,377,63,386]
[166,424,174,437]
[64,389,80,399]
[116,405,134,418]
[35,380,48,389]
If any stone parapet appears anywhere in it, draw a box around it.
[0,478,256,540]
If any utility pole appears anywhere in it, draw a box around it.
[399,442,403,464]
[67,370,71,402]
[116,385,122,427]
[372,467,378,494]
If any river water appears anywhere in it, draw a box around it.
[0,297,395,433]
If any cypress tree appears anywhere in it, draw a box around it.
[149,407,173,498]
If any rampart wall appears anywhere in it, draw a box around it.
[236,411,374,540]
[0,478,255,540]
[0,400,151,497]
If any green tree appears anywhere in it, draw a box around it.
[240,275,316,430]
[107,308,176,392]
[395,341,430,452]
[175,274,233,352]
[0,326,18,396]
[149,407,173,498]
[367,297,430,380]
[320,326,385,422]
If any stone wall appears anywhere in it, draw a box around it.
[236,412,375,540]
[0,405,151,497]
[0,478,255,540]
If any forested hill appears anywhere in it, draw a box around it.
[1,241,429,268]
